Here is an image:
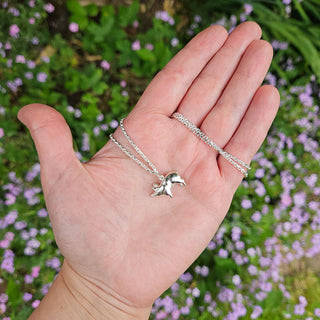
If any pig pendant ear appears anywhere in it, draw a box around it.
[151,172,186,198]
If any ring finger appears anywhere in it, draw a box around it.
[176,21,262,126]
[200,39,273,161]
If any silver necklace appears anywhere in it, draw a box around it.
[172,113,251,177]
[109,118,186,198]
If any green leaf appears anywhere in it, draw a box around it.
[292,0,310,23]
[87,17,114,43]
[136,48,155,61]
[80,68,103,90]
[66,0,86,16]
[118,0,140,27]
[268,22,320,78]
[70,14,89,30]
[7,278,23,308]
[92,82,108,95]
[14,306,33,320]
[85,3,98,17]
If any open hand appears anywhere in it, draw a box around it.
[18,21,280,315]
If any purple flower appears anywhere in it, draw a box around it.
[1,258,14,273]
[96,114,104,122]
[180,306,190,315]
[235,241,245,250]
[281,194,292,207]
[24,247,35,256]
[5,210,18,224]
[29,17,35,24]
[37,208,48,218]
[31,266,40,278]
[299,296,307,307]
[304,173,317,188]
[155,11,174,25]
[27,239,40,249]
[259,257,271,268]
[93,126,100,136]
[0,240,9,248]
[109,119,119,129]
[100,60,110,70]
[218,287,234,302]
[25,72,33,79]
[251,305,263,319]
[9,7,20,16]
[260,282,272,292]
[255,291,267,301]
[232,275,241,286]
[248,265,258,275]
[0,128,4,138]
[132,40,141,51]
[27,60,36,69]
[204,292,212,303]
[200,265,209,277]
[133,20,139,28]
[294,304,305,315]
[73,109,81,118]
[44,3,55,13]
[293,191,306,207]
[24,274,34,284]
[244,3,253,15]
[170,282,179,292]
[41,283,51,295]
[100,124,108,131]
[241,199,252,209]
[251,211,261,222]
[0,294,8,303]
[231,226,241,241]
[255,168,265,178]
[145,43,154,51]
[171,38,179,47]
[42,56,50,63]
[314,308,320,317]
[31,299,41,308]
[14,221,26,231]
[69,22,79,33]
[218,248,228,258]
[46,257,61,269]
[81,133,90,151]
[179,272,193,282]
[192,287,200,297]
[9,24,20,37]
[37,72,48,83]
[23,292,33,302]
[16,55,26,63]
[231,302,247,316]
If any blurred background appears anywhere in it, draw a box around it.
[0,0,320,319]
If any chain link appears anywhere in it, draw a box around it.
[109,118,165,182]
[171,112,250,177]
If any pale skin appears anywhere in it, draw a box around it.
[17,21,280,319]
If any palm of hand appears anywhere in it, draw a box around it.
[47,112,227,307]
[18,22,280,309]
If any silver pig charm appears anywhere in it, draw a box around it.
[151,172,186,198]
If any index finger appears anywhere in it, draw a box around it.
[132,25,229,116]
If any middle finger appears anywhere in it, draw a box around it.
[176,21,262,126]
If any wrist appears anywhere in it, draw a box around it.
[29,260,152,320]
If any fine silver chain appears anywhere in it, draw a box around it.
[109,118,165,182]
[171,112,251,177]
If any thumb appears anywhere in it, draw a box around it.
[18,103,79,193]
